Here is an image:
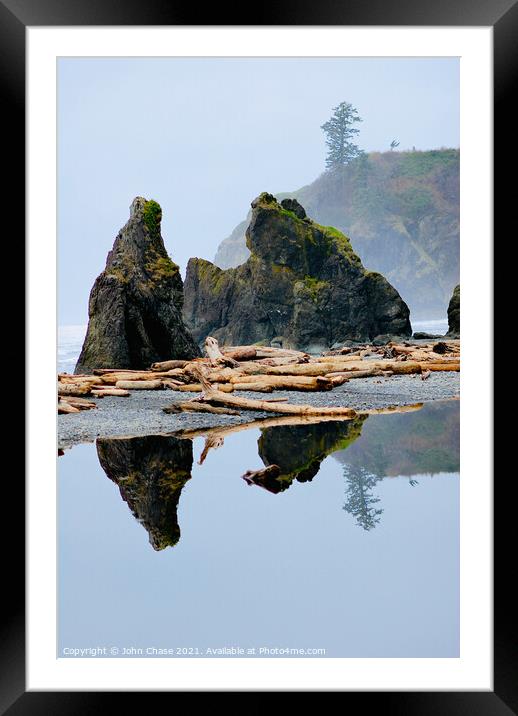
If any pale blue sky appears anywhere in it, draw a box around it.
[58,57,459,324]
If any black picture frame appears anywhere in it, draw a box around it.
[4,0,505,709]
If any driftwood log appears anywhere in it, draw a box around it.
[150,360,189,371]
[91,388,130,397]
[204,336,239,368]
[58,336,460,414]
[115,379,163,390]
[185,366,357,418]
[163,402,240,416]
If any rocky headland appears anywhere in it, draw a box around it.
[214,150,460,319]
[184,193,411,351]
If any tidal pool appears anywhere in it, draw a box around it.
[58,400,459,658]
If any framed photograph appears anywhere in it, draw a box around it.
[4,0,507,708]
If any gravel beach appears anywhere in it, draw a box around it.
[58,371,460,449]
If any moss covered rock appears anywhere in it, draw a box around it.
[447,284,460,335]
[75,197,200,372]
[184,193,411,350]
[214,150,460,320]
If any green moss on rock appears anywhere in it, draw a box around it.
[75,196,200,372]
[183,192,411,349]
[142,199,162,239]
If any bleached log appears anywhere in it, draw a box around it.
[259,362,337,376]
[58,383,92,397]
[314,355,362,363]
[205,336,239,367]
[58,402,81,414]
[327,376,350,386]
[100,370,181,384]
[161,379,185,389]
[232,383,274,393]
[163,402,240,416]
[91,388,130,397]
[170,382,235,393]
[325,369,384,380]
[422,362,460,372]
[222,347,257,361]
[115,379,163,390]
[59,395,97,406]
[93,368,153,375]
[189,366,357,417]
[184,365,243,383]
[253,356,306,366]
[224,345,309,360]
[380,363,422,375]
[230,373,319,385]
[231,375,334,391]
[150,360,189,371]
[60,396,97,409]
[58,375,104,385]
[204,391,357,417]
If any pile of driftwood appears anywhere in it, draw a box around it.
[58,336,459,417]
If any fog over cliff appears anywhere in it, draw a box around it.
[58,57,459,324]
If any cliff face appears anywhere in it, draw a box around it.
[447,284,460,335]
[184,193,411,351]
[214,150,459,319]
[96,434,193,550]
[75,197,200,373]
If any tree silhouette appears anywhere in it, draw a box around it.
[342,464,383,530]
[321,101,363,170]
[390,139,400,150]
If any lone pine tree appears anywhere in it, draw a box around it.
[321,101,363,170]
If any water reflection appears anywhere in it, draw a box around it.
[338,401,459,530]
[251,417,366,493]
[334,400,460,477]
[342,465,383,531]
[96,435,192,551]
[93,401,459,548]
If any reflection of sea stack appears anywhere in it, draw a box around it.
[248,417,366,493]
[96,435,193,550]
[75,197,200,373]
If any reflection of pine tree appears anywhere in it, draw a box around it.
[342,465,383,530]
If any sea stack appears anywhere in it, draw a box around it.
[75,197,200,373]
[447,284,460,335]
[184,193,411,351]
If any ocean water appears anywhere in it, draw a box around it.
[58,400,459,658]
[411,318,448,336]
[58,319,448,373]
[58,324,87,373]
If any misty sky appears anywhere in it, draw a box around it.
[58,57,459,325]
